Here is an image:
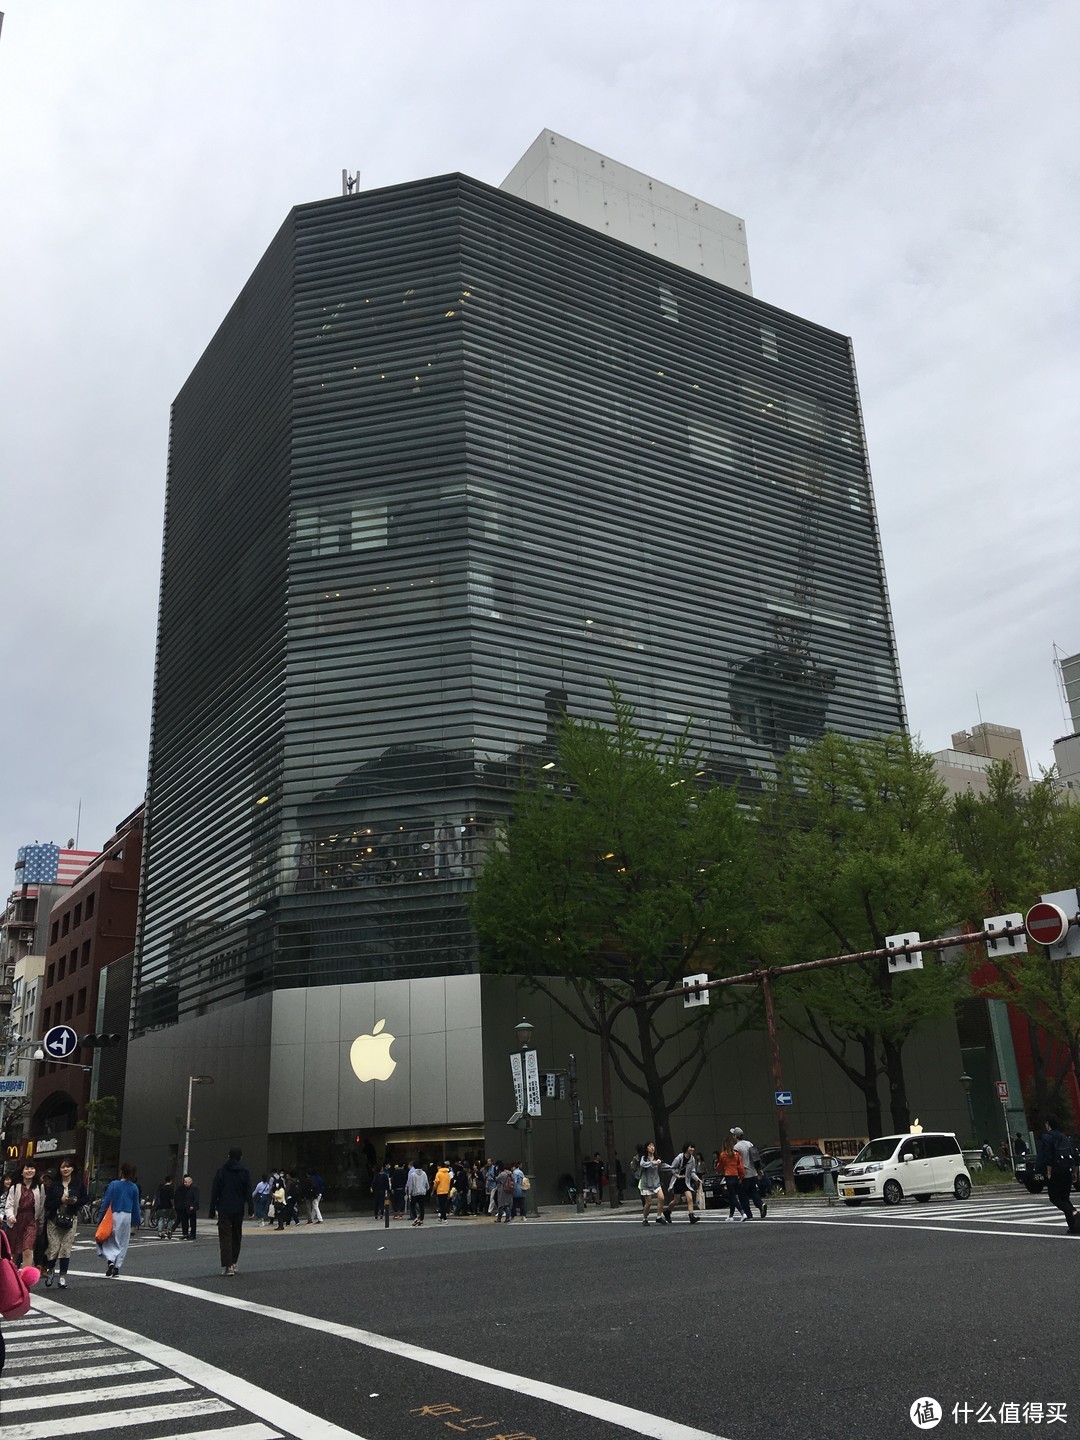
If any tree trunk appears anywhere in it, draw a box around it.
[860,1032,883,1139]
[881,1034,911,1133]
[596,986,621,1208]
[631,998,674,1160]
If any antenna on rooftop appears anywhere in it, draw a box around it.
[342,169,361,197]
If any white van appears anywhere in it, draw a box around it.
[837,1132,972,1206]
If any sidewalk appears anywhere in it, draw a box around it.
[238,1178,1021,1236]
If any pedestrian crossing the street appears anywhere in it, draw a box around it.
[1,1301,362,1440]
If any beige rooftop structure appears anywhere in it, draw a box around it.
[950,723,1028,778]
[501,129,753,295]
[1053,649,1080,798]
[933,722,1032,798]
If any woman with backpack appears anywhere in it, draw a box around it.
[42,1159,88,1289]
[494,1162,515,1223]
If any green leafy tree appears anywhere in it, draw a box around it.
[472,687,756,1163]
[755,732,980,1136]
[77,1095,122,1183]
[950,765,1080,1122]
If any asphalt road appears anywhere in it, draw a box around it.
[4,1189,1078,1440]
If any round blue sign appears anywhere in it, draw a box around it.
[41,1024,79,1060]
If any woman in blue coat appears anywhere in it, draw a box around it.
[96,1161,142,1278]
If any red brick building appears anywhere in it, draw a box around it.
[32,805,144,1154]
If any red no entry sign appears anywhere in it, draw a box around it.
[1025,902,1069,947]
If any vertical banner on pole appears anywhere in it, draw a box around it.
[524,1049,542,1116]
[509,1051,524,1113]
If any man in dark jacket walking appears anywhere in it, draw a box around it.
[208,1148,254,1275]
[173,1174,200,1240]
[1036,1118,1080,1235]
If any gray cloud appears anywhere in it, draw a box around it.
[1,0,1076,872]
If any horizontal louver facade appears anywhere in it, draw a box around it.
[134,174,904,1032]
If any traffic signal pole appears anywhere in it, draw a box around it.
[593,915,1062,1187]
[760,972,794,1196]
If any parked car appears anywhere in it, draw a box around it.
[1013,1153,1044,1194]
[837,1132,971,1206]
[787,1154,843,1192]
[1014,1136,1080,1194]
[699,1145,822,1208]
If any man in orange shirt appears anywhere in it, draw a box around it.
[432,1161,453,1222]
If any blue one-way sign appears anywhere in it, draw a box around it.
[774,1090,793,1106]
[42,1025,79,1059]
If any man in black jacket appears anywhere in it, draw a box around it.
[1036,1118,1080,1235]
[208,1148,254,1276]
[173,1174,200,1240]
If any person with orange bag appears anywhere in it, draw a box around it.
[95,1161,142,1277]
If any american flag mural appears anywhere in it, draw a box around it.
[14,843,99,887]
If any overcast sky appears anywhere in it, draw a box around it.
[1,1,1076,876]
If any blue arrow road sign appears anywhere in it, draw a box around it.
[42,1025,79,1060]
[774,1090,793,1106]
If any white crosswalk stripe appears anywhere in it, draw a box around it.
[4,1346,128,1369]
[1,1296,363,1439]
[6,1376,194,1409]
[3,1359,158,1387]
[786,1191,1076,1235]
[0,1306,287,1440]
[148,1430,283,1440]
[1,1400,235,1440]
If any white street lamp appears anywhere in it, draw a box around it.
[181,1075,214,1178]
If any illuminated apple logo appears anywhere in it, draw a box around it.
[350,1019,397,1082]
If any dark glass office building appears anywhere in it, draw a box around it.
[124,154,919,1192]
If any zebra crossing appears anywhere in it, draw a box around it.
[787,1190,1075,1235]
[1,1300,363,1439]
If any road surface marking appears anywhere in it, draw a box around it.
[4,1376,193,1409]
[3,1359,157,1387]
[146,1429,282,1440]
[3,1345,128,1369]
[30,1295,366,1440]
[3,1326,87,1345]
[781,1217,1074,1240]
[0,1400,232,1440]
[60,1273,731,1440]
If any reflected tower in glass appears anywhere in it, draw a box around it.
[134,146,905,1033]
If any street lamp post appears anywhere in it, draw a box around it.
[515,1019,537,1217]
[181,1075,214,1179]
[959,1073,976,1149]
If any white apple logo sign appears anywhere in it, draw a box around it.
[350,1019,397,1082]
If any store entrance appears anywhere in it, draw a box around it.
[267,1123,486,1214]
